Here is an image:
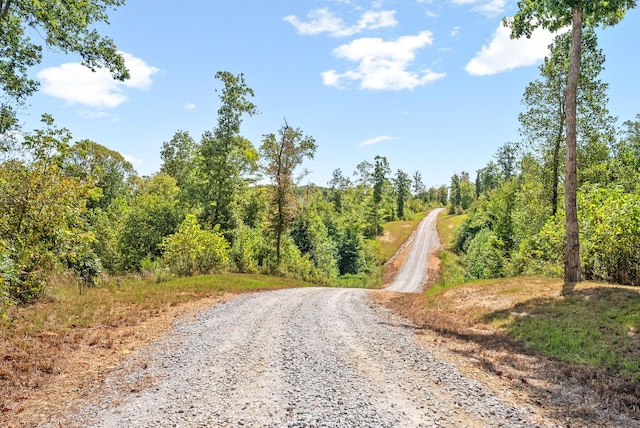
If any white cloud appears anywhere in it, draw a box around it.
[322,31,447,90]
[283,8,397,37]
[465,22,558,76]
[123,153,146,167]
[37,52,159,109]
[450,26,461,37]
[359,135,394,148]
[184,103,197,111]
[451,0,507,16]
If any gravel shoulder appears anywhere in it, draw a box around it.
[65,287,541,427]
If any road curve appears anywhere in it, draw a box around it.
[386,207,444,293]
[73,287,537,427]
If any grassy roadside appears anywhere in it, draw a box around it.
[379,211,640,422]
[0,273,312,425]
[378,211,428,262]
[433,211,466,287]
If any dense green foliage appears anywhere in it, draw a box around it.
[507,0,637,282]
[454,116,640,285]
[0,72,442,310]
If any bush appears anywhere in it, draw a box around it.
[161,215,230,276]
[464,228,503,280]
[231,225,267,274]
[579,185,640,285]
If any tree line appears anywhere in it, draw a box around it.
[0,71,446,311]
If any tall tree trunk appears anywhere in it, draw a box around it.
[551,105,564,216]
[564,7,582,284]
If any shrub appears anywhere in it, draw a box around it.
[161,215,230,276]
[464,228,503,280]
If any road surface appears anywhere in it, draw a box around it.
[386,208,444,293]
[62,208,538,427]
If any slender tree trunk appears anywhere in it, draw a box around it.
[0,1,11,19]
[564,7,583,284]
[551,106,564,216]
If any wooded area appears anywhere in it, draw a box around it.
[0,69,443,313]
[1,0,639,317]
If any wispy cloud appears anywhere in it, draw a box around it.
[123,153,146,167]
[322,31,446,90]
[450,26,461,37]
[359,135,394,148]
[283,8,397,37]
[465,22,558,76]
[184,103,197,111]
[450,0,507,16]
[37,52,159,110]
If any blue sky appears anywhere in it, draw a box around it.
[23,0,640,188]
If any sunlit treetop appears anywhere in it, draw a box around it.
[506,0,637,38]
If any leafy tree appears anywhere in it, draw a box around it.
[412,171,425,195]
[0,116,96,302]
[495,142,519,181]
[372,155,390,234]
[435,185,448,206]
[464,228,503,280]
[458,171,475,211]
[354,160,372,189]
[519,30,614,216]
[475,161,500,197]
[65,139,136,210]
[290,204,339,280]
[337,223,363,275]
[117,173,183,271]
[236,186,267,229]
[0,0,128,132]
[394,169,411,219]
[199,71,258,232]
[449,173,461,213]
[610,114,640,192]
[328,168,351,213]
[160,130,200,202]
[230,224,268,273]
[260,120,316,264]
[507,0,636,283]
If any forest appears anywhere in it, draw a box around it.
[1,0,639,318]
[0,69,447,313]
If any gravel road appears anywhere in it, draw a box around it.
[68,208,540,427]
[77,287,539,427]
[386,208,444,293]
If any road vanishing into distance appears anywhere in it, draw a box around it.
[63,209,539,427]
[386,207,444,293]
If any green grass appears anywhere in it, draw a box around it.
[436,211,466,249]
[429,211,467,289]
[485,285,640,382]
[378,211,428,261]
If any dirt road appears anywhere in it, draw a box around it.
[58,209,540,427]
[386,208,444,293]
[74,287,537,427]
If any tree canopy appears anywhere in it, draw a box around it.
[0,0,128,132]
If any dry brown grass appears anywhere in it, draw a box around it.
[1,294,233,428]
[0,273,312,428]
[375,278,640,427]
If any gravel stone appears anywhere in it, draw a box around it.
[66,287,542,428]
